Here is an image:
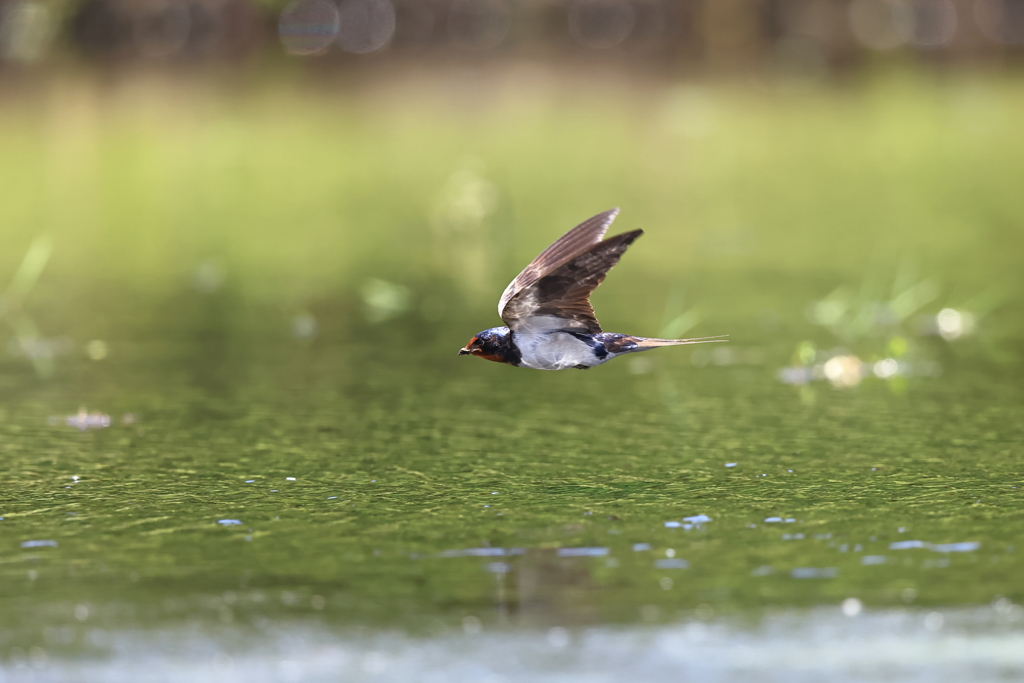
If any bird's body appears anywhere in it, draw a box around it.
[516,322,601,371]
[459,208,726,370]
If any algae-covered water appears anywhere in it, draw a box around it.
[1,71,1023,680]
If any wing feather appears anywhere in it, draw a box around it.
[501,229,643,334]
[498,208,619,319]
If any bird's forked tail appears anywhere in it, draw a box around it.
[597,333,728,355]
[631,334,729,349]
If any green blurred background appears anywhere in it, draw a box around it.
[1,0,1024,676]
[4,70,1023,354]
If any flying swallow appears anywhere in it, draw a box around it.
[459,208,726,370]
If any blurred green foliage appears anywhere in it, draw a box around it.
[1,70,1022,343]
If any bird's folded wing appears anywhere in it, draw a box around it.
[500,229,643,334]
[498,208,620,319]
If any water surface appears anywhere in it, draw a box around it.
[1,72,1023,679]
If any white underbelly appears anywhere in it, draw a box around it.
[516,330,605,371]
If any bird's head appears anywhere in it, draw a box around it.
[458,326,511,363]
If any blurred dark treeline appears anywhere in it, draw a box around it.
[0,0,1022,74]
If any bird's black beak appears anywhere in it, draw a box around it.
[458,348,471,356]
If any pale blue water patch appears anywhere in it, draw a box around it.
[890,541,981,553]
[556,547,609,558]
[683,514,712,524]
[791,567,839,579]
[930,543,981,553]
[891,541,928,550]
[438,548,525,558]
[653,559,689,569]
[665,517,710,530]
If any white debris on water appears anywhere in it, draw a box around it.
[64,408,111,431]
[842,598,863,617]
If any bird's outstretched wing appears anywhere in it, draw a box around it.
[499,209,642,334]
[497,208,619,319]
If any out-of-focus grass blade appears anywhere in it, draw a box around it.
[661,310,701,340]
[5,236,52,310]
[2,237,55,377]
[660,286,702,339]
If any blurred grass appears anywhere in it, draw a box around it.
[1,68,1023,346]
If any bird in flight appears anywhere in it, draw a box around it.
[458,208,726,370]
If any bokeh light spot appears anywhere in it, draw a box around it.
[86,340,108,360]
[279,0,340,56]
[361,279,410,323]
[936,307,975,340]
[902,0,958,48]
[291,313,318,340]
[975,0,1024,44]
[337,0,395,54]
[131,0,191,58]
[849,0,908,50]
[841,598,863,617]
[823,355,864,388]
[0,1,56,62]
[873,358,899,379]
